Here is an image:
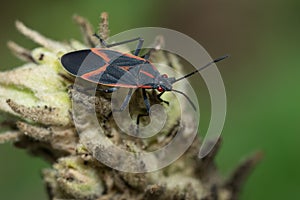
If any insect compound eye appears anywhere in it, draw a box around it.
[162,74,168,78]
[157,86,164,92]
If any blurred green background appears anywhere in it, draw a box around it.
[0,0,299,199]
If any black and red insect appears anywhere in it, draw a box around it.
[61,36,228,113]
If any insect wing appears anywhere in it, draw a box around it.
[61,49,107,77]
[91,49,160,87]
[61,49,160,88]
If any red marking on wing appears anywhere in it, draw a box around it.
[140,70,155,78]
[120,66,131,71]
[121,53,159,73]
[122,52,146,61]
[100,83,139,88]
[81,48,157,88]
[91,48,110,62]
[81,64,109,80]
[91,48,147,62]
[139,85,153,89]
[98,83,153,89]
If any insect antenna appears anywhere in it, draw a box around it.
[172,89,197,110]
[171,54,229,84]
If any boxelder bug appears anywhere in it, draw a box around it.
[61,35,228,115]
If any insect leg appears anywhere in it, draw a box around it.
[141,36,165,60]
[113,88,133,112]
[141,47,159,60]
[136,89,152,134]
[106,37,142,47]
[93,33,108,47]
[133,38,144,56]
[73,86,119,100]
[142,89,150,113]
[96,87,118,93]
[157,91,170,105]
[107,38,144,56]
[134,89,151,135]
[141,50,152,60]
[93,34,144,56]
